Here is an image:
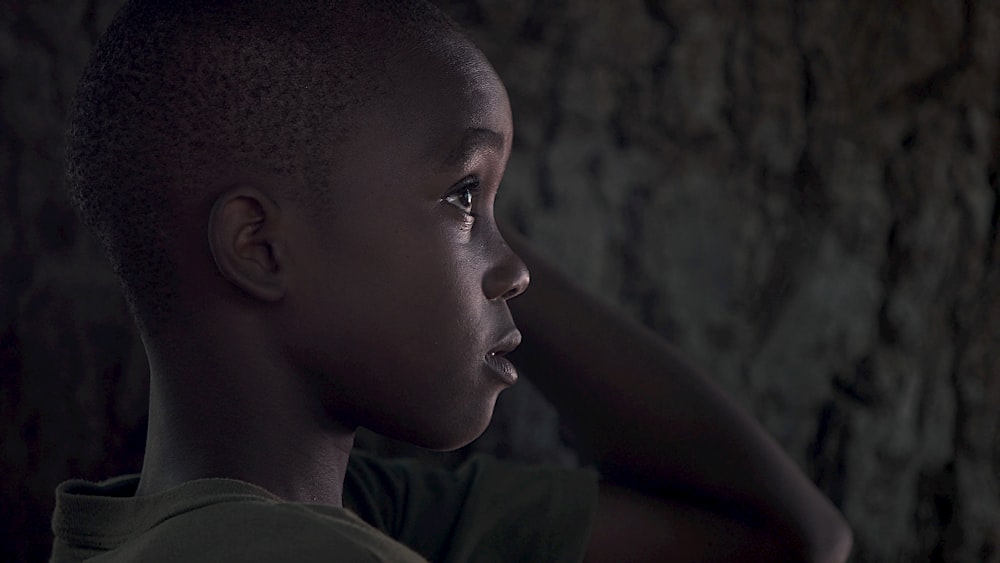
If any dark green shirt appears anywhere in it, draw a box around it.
[51,452,598,562]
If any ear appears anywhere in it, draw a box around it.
[207,187,287,302]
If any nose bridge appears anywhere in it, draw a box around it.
[482,227,529,301]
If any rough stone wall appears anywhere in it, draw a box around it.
[2,1,997,561]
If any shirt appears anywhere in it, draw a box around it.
[50,451,598,562]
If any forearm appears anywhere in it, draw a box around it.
[502,226,852,562]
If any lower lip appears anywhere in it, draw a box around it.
[484,353,518,385]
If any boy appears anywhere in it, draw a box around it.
[51,0,852,561]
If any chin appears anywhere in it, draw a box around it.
[388,398,499,452]
[414,415,494,452]
[420,429,488,452]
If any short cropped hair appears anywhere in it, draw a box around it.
[67,0,457,335]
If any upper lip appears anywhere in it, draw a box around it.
[489,330,522,356]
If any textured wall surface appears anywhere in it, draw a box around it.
[2,1,998,561]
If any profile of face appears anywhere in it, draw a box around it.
[278,35,529,450]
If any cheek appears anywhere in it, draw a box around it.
[295,210,489,347]
[304,231,485,364]
[285,246,500,449]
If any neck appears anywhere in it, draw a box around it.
[135,325,356,507]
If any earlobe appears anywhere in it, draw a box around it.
[208,188,287,302]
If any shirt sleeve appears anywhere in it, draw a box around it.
[343,451,599,563]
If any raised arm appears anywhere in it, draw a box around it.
[501,224,853,563]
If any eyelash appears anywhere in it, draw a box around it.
[443,177,481,218]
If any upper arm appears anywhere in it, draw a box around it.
[584,484,788,563]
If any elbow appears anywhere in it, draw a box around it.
[817,519,853,563]
[761,499,853,563]
[800,508,853,563]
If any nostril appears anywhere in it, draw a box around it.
[484,239,530,301]
[502,287,521,301]
[501,272,529,301]
[483,233,529,301]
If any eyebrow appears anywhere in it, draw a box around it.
[439,127,506,170]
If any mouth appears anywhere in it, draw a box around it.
[485,330,521,385]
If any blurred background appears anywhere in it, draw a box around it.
[1,1,997,561]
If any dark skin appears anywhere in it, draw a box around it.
[135,33,852,562]
[504,230,853,562]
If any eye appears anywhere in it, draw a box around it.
[443,177,480,217]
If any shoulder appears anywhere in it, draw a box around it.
[99,497,426,563]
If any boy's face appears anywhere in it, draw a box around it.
[280,38,528,450]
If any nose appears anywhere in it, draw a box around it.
[483,237,530,301]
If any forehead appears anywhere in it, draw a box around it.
[316,33,512,205]
[384,36,513,163]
